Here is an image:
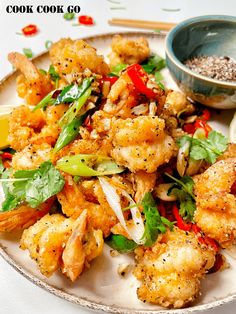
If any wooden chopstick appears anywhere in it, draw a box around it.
[108,18,176,31]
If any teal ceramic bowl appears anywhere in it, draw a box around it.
[165,15,236,109]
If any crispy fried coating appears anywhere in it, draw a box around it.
[8,104,67,151]
[49,38,109,79]
[20,210,104,281]
[8,52,53,105]
[108,35,150,67]
[134,228,216,308]
[110,116,176,172]
[0,199,53,232]
[57,175,118,237]
[194,158,236,248]
[12,143,51,170]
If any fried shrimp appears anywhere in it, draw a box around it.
[194,158,236,248]
[57,175,117,237]
[8,104,67,151]
[108,35,150,67]
[111,116,176,172]
[49,38,109,80]
[20,210,104,281]
[8,52,53,105]
[0,199,53,232]
[134,228,216,308]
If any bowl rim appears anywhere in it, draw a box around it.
[165,15,236,88]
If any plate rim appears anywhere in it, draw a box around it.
[0,30,235,314]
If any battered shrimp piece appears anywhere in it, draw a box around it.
[110,116,176,172]
[134,228,216,308]
[8,105,46,151]
[0,199,53,233]
[8,52,53,105]
[49,38,109,80]
[57,175,117,237]
[161,91,194,117]
[8,104,67,151]
[131,171,157,203]
[194,158,236,248]
[20,210,104,281]
[108,35,150,67]
[218,143,236,160]
[12,143,51,170]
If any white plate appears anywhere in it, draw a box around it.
[0,32,235,314]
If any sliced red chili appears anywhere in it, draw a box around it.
[126,64,156,99]
[231,181,236,195]
[204,236,219,252]
[208,254,224,273]
[22,24,38,36]
[200,109,211,121]
[78,15,94,25]
[192,223,219,251]
[1,152,13,160]
[183,123,196,134]
[158,202,166,217]
[172,204,192,231]
[84,115,93,131]
[183,119,212,137]
[194,120,212,137]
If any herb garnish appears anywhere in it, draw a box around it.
[106,234,138,253]
[0,161,65,211]
[165,173,196,221]
[142,192,173,247]
[177,130,228,164]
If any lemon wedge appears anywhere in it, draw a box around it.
[0,104,21,150]
[229,112,236,143]
[0,114,10,149]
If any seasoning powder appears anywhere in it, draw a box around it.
[184,55,236,82]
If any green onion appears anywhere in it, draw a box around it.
[45,40,53,50]
[23,48,33,58]
[54,115,84,153]
[63,12,75,20]
[57,154,124,176]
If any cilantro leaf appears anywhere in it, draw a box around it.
[0,161,65,211]
[48,65,60,86]
[166,174,196,221]
[142,54,166,74]
[142,192,173,247]
[177,130,228,164]
[23,48,33,58]
[106,234,138,253]
[15,161,64,208]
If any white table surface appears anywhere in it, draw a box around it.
[0,0,235,313]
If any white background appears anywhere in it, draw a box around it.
[0,0,235,313]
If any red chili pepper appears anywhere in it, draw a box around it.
[204,236,219,251]
[192,223,219,251]
[126,64,156,99]
[84,115,93,132]
[1,152,13,160]
[158,203,166,217]
[231,181,236,195]
[183,123,196,134]
[200,109,211,121]
[194,120,212,137]
[22,24,38,36]
[78,15,94,25]
[100,76,118,87]
[172,204,192,231]
[183,119,212,137]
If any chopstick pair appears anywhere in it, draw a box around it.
[108,18,176,31]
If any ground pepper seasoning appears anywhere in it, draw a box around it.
[184,55,236,82]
